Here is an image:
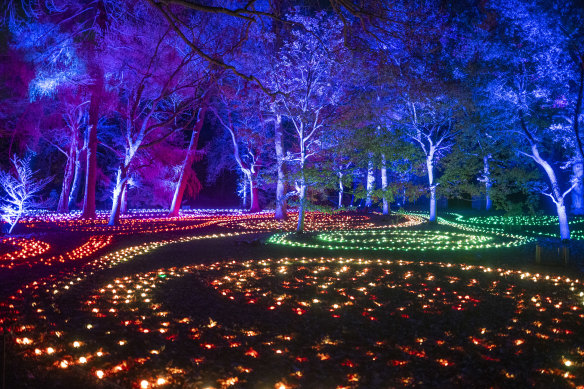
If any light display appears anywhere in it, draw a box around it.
[1,209,583,388]
[0,237,51,266]
[4,240,584,387]
[216,211,424,232]
[0,235,112,269]
[268,228,530,252]
[439,213,584,241]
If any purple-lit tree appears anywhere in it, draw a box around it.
[43,96,89,213]
[212,79,271,213]
[5,0,122,218]
[167,98,209,217]
[106,26,202,225]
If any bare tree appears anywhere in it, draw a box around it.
[0,155,52,233]
[406,101,457,222]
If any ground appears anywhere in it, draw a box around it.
[0,210,583,388]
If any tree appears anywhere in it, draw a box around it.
[106,28,202,225]
[272,11,346,231]
[0,154,52,233]
[212,78,271,213]
[483,0,583,239]
[404,101,457,222]
[44,96,88,213]
[168,98,209,217]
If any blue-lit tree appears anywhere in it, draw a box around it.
[0,154,52,233]
[270,11,347,232]
[483,0,584,239]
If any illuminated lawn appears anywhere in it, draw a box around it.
[1,211,584,388]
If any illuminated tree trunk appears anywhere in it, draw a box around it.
[572,159,584,215]
[57,142,77,213]
[338,171,344,209]
[381,153,389,215]
[241,175,248,208]
[557,202,570,241]
[68,148,85,210]
[168,105,207,217]
[529,144,572,240]
[297,175,306,232]
[120,185,128,214]
[297,134,307,232]
[82,70,103,219]
[365,153,375,208]
[274,114,287,220]
[427,152,437,222]
[108,163,129,226]
[249,170,260,213]
[481,154,493,211]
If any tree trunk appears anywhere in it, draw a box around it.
[483,155,492,211]
[120,184,128,214]
[249,171,261,213]
[365,153,375,208]
[572,159,584,215]
[297,143,306,232]
[108,166,127,226]
[530,143,571,239]
[7,206,23,234]
[297,178,306,232]
[274,114,287,220]
[338,171,343,209]
[557,201,570,241]
[81,69,104,219]
[168,105,207,217]
[57,146,76,213]
[429,185,437,222]
[68,148,85,210]
[427,155,437,222]
[381,153,389,215]
[241,175,248,209]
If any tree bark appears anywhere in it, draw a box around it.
[381,153,389,215]
[530,143,571,240]
[249,171,261,212]
[120,184,128,214]
[108,165,128,226]
[68,147,85,210]
[168,105,208,217]
[274,114,287,220]
[338,171,343,209]
[297,178,306,232]
[57,143,77,213]
[297,141,306,232]
[557,202,570,241]
[483,155,492,211]
[82,69,104,219]
[427,154,437,222]
[365,153,375,208]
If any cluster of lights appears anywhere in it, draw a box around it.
[217,212,424,232]
[0,236,112,269]
[0,237,51,268]
[268,228,530,252]
[16,208,254,235]
[438,213,584,241]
